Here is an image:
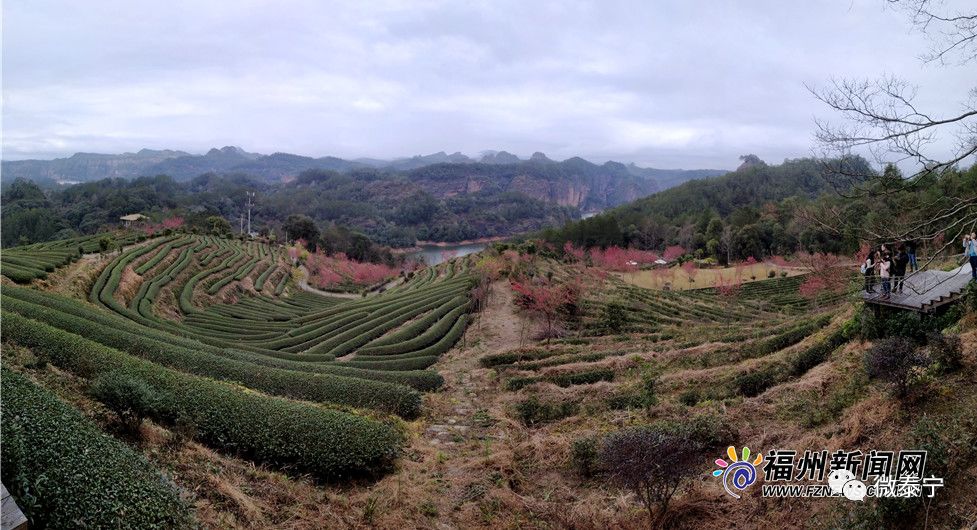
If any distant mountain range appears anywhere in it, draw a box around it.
[2,147,727,205]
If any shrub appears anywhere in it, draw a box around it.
[599,427,699,527]
[514,396,578,426]
[599,301,631,333]
[607,391,650,410]
[2,285,443,391]
[789,328,848,377]
[965,282,977,315]
[864,337,930,398]
[767,269,776,278]
[4,296,422,418]
[506,368,614,391]
[639,364,659,405]
[658,413,733,451]
[926,332,962,374]
[571,436,599,478]
[734,364,781,397]
[678,389,700,406]
[90,371,161,432]
[3,311,405,480]
[1,368,194,528]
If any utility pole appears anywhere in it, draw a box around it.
[246,191,255,236]
[239,213,244,235]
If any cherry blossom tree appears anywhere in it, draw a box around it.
[563,241,586,263]
[663,245,686,262]
[161,216,184,229]
[796,252,849,306]
[681,261,699,284]
[714,271,742,299]
[511,277,576,342]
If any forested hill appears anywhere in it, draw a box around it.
[614,156,868,222]
[1,150,726,249]
[2,146,725,193]
[541,156,875,261]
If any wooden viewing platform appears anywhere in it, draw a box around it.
[862,264,973,313]
[1,483,27,530]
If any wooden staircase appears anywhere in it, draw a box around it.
[863,265,972,313]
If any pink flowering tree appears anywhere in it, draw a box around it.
[681,260,699,284]
[563,241,586,263]
[797,252,849,307]
[745,256,759,280]
[510,279,580,342]
[161,216,184,230]
[714,271,742,299]
[306,250,398,290]
[663,245,686,262]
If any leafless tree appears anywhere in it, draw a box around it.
[807,0,976,257]
[599,427,699,528]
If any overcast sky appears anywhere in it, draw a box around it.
[2,0,973,169]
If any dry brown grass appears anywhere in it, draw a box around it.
[617,264,806,291]
[6,259,977,529]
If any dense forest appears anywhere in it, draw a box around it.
[0,169,575,251]
[541,156,977,262]
[2,152,714,250]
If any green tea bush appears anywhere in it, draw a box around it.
[90,370,161,432]
[514,396,578,426]
[926,332,962,374]
[734,364,782,397]
[571,436,600,478]
[3,298,422,418]
[789,328,848,377]
[506,368,614,391]
[3,311,405,479]
[1,368,194,528]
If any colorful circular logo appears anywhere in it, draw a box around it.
[712,446,763,499]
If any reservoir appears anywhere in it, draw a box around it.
[412,242,488,265]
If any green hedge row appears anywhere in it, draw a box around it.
[789,327,848,376]
[353,313,469,361]
[4,297,422,418]
[1,368,194,528]
[311,293,461,358]
[1,262,47,283]
[2,285,444,391]
[342,355,440,371]
[135,237,191,275]
[752,313,833,356]
[205,254,253,295]
[91,236,179,305]
[274,270,289,295]
[254,262,277,291]
[480,347,575,368]
[3,311,405,480]
[506,367,615,391]
[132,247,193,316]
[359,297,469,354]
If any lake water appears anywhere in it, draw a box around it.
[411,242,487,265]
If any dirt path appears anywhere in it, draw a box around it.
[340,280,531,526]
[425,279,524,439]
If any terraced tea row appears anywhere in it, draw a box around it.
[3,233,477,492]
[1,231,143,283]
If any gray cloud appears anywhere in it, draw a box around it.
[2,0,972,169]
